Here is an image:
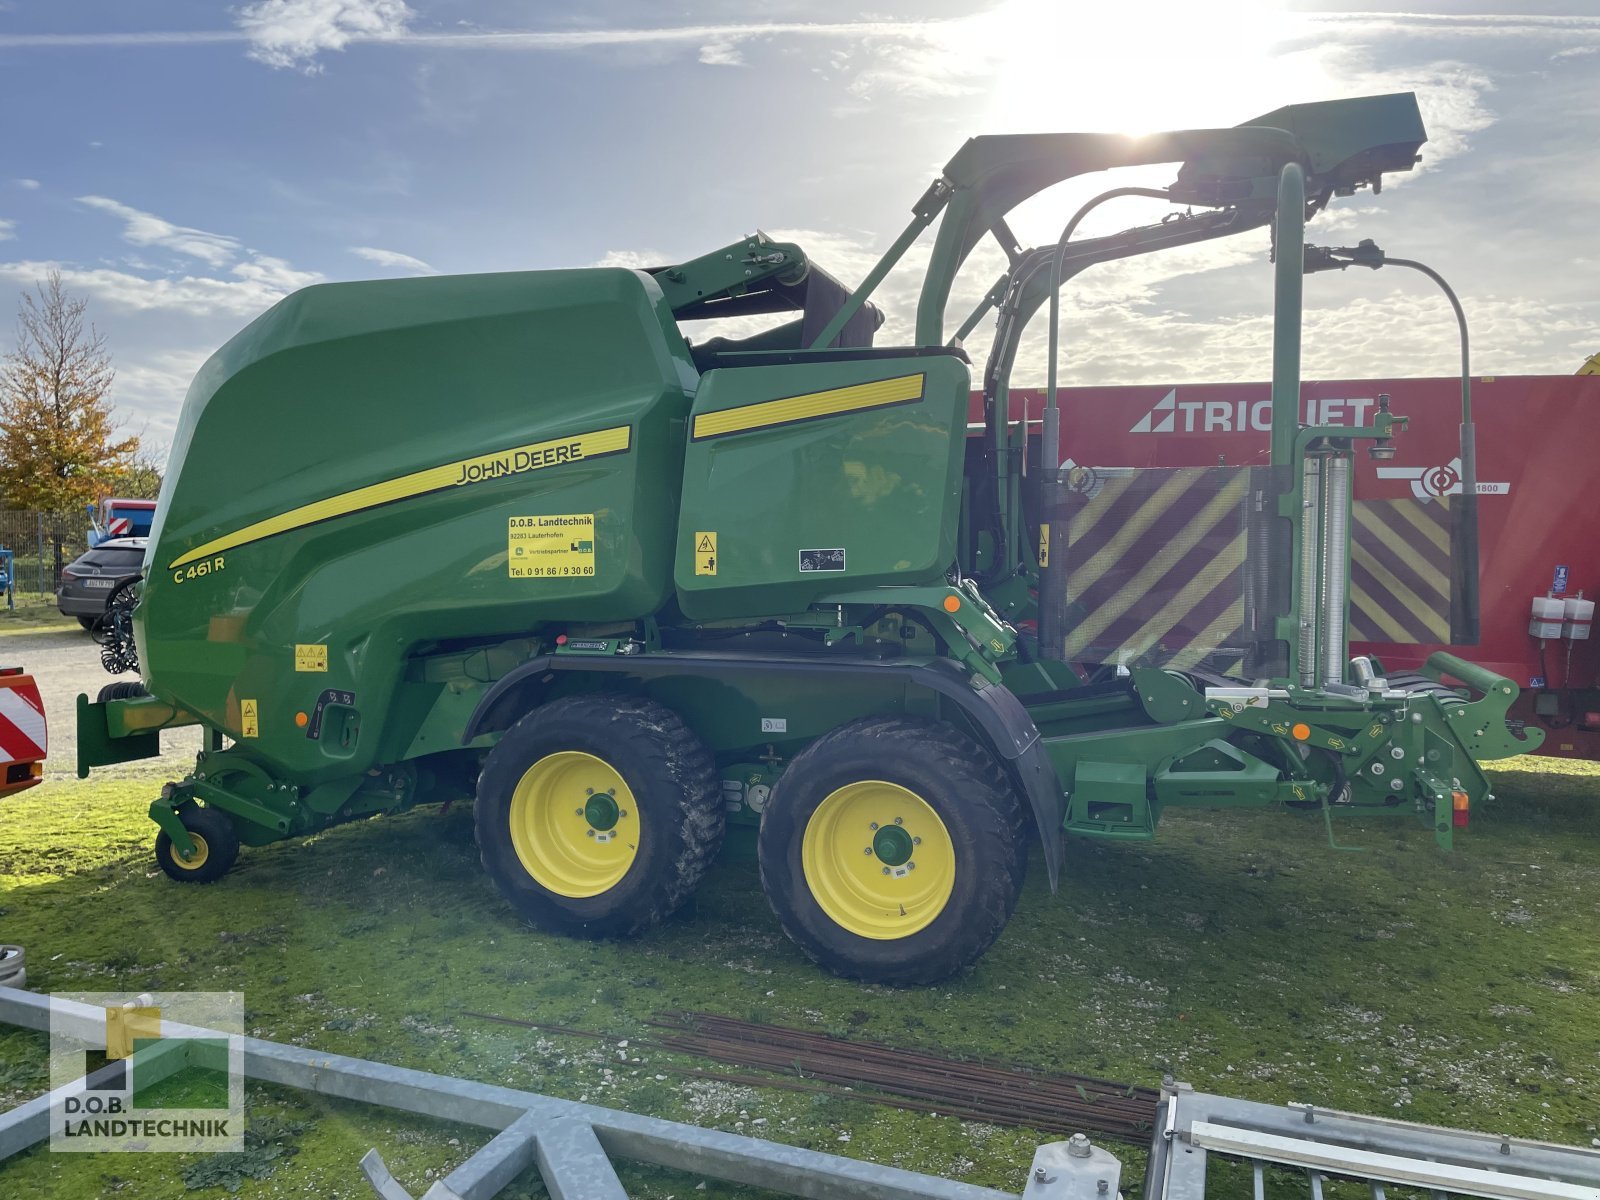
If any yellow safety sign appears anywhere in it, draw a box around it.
[1037,523,1049,568]
[240,698,259,738]
[295,643,328,672]
[509,514,596,579]
[694,531,718,576]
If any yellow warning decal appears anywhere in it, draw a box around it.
[240,699,259,738]
[691,374,924,440]
[1037,523,1049,568]
[694,531,718,576]
[168,425,631,570]
[509,514,596,579]
[295,643,328,672]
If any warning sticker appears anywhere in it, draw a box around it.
[240,698,259,738]
[798,548,845,573]
[509,514,596,579]
[1037,523,1050,568]
[695,531,718,576]
[295,643,328,672]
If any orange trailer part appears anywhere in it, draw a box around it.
[0,668,46,796]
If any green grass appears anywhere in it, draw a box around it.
[0,593,74,636]
[134,1056,231,1111]
[0,757,1595,1197]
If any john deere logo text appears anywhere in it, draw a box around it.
[456,442,585,484]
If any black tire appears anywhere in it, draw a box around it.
[154,805,240,883]
[97,681,150,702]
[475,693,723,939]
[758,715,1027,986]
[77,615,98,632]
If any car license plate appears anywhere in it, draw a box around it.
[84,578,115,588]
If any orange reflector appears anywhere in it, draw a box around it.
[942,595,961,613]
[1291,723,1311,741]
[294,711,309,728]
[1452,790,1470,828]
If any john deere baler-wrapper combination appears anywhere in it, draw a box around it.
[80,94,1537,984]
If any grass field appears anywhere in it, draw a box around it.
[0,755,1596,1198]
[0,594,73,637]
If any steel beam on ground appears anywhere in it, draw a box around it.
[0,986,1016,1200]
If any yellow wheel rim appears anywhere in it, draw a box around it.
[174,831,210,870]
[801,780,956,940]
[509,751,640,898]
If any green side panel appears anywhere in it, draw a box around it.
[1043,720,1221,799]
[76,694,160,778]
[1065,760,1153,839]
[674,354,971,619]
[1153,738,1283,807]
[140,268,698,785]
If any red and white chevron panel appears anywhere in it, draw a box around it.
[0,674,47,765]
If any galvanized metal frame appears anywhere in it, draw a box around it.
[0,986,1014,1200]
[7,986,1600,1200]
[1146,1080,1600,1200]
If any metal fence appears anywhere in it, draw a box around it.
[0,510,89,598]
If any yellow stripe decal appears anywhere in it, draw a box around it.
[168,425,631,570]
[1063,475,1249,657]
[1384,494,1450,557]
[691,373,925,440]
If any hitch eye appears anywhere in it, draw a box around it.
[1451,790,1470,828]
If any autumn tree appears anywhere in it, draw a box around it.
[119,446,165,501]
[0,271,140,573]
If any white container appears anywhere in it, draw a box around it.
[1531,596,1565,638]
[1564,595,1593,640]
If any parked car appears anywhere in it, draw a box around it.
[57,537,146,630]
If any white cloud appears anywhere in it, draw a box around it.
[350,245,435,273]
[13,179,39,190]
[1316,49,1497,172]
[591,248,667,270]
[77,196,240,267]
[698,40,744,67]
[230,255,324,293]
[111,348,216,450]
[2,8,1594,81]
[0,258,322,318]
[0,218,14,241]
[236,0,412,71]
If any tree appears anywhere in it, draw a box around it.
[119,446,165,501]
[0,271,140,574]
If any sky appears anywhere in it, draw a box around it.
[0,0,1596,456]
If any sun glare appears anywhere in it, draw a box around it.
[973,0,1332,136]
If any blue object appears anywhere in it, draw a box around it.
[1552,564,1569,595]
[0,548,13,611]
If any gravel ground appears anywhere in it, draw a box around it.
[0,625,201,780]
